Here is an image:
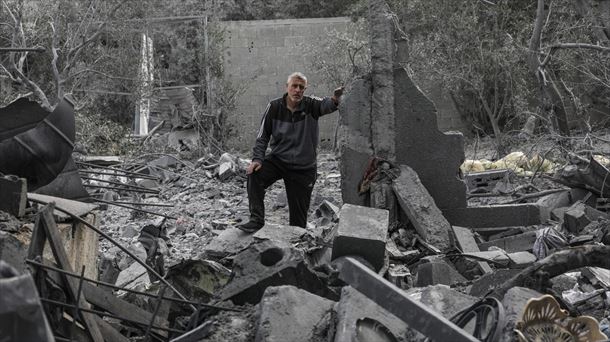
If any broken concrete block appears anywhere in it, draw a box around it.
[536,190,571,221]
[507,251,536,268]
[0,231,27,273]
[462,250,509,267]
[252,223,307,243]
[218,162,235,181]
[334,286,414,342]
[443,204,543,228]
[452,226,492,274]
[563,202,590,233]
[203,227,255,258]
[220,240,330,305]
[563,201,607,233]
[0,175,26,217]
[469,269,521,297]
[407,284,478,318]
[414,261,467,287]
[499,287,543,342]
[255,286,335,342]
[478,230,538,253]
[331,204,389,271]
[392,165,452,251]
[465,169,509,192]
[165,259,230,302]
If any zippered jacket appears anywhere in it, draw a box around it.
[252,93,338,170]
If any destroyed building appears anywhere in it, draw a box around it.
[4,0,610,341]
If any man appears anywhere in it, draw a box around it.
[238,72,343,233]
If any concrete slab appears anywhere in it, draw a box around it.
[392,165,452,251]
[331,204,389,271]
[507,251,536,268]
[220,240,330,305]
[204,227,255,258]
[443,204,543,228]
[415,261,467,287]
[338,77,374,207]
[407,284,479,319]
[393,67,467,210]
[469,269,521,297]
[255,285,335,342]
[253,223,307,243]
[478,230,538,253]
[0,176,26,217]
[499,287,543,342]
[116,261,149,290]
[165,260,231,302]
[334,286,413,342]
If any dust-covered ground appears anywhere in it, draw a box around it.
[93,128,610,340]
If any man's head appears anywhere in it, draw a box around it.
[286,72,307,105]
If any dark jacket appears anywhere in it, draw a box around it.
[252,94,338,170]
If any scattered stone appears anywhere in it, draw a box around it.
[334,286,414,342]
[452,226,492,274]
[255,286,335,342]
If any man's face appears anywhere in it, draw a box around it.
[286,77,307,104]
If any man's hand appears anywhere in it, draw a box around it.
[332,86,344,105]
[246,160,262,175]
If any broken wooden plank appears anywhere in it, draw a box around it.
[39,204,104,342]
[28,193,98,220]
[478,230,538,253]
[452,226,492,274]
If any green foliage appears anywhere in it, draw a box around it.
[405,0,534,137]
[75,109,136,155]
[303,20,370,88]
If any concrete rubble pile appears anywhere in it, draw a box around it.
[4,1,610,342]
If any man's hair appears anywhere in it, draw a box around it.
[287,72,307,84]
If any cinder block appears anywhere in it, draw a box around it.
[331,204,389,271]
[255,286,335,342]
[220,240,330,305]
[334,286,413,342]
[478,230,538,253]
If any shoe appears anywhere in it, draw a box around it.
[237,221,263,233]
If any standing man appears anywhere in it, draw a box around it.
[238,72,343,233]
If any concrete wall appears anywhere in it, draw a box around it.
[221,17,351,152]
